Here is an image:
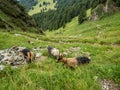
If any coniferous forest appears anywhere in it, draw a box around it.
[32,0,111,31]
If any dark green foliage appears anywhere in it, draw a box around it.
[32,0,108,31]
[33,0,120,31]
[19,0,38,11]
[114,0,120,6]
[33,1,89,31]
[89,0,107,9]
[78,12,86,24]
[0,18,13,31]
[55,0,83,8]
[39,4,42,7]
[42,1,50,6]
[0,0,41,33]
[78,5,87,24]
[53,0,56,3]
[43,1,46,5]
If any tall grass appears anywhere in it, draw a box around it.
[0,12,120,90]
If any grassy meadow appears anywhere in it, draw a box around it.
[0,12,120,90]
[28,0,56,15]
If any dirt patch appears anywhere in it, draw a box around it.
[100,79,120,90]
[36,56,48,61]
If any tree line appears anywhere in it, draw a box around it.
[32,0,118,31]
[19,0,38,11]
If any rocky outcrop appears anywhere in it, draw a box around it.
[89,0,120,21]
[0,46,43,66]
[0,46,26,65]
[0,46,44,71]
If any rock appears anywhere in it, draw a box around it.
[28,40,34,45]
[14,34,22,36]
[0,46,27,65]
[11,46,25,52]
[63,52,68,56]
[33,47,42,52]
[0,46,43,66]
[100,79,120,90]
[39,87,45,90]
[0,65,5,71]
[36,53,42,58]
[36,38,40,40]
[0,54,4,60]
[11,66,18,69]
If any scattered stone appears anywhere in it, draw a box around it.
[65,47,91,58]
[11,66,18,69]
[36,53,42,58]
[94,76,98,81]
[37,56,47,61]
[36,38,40,40]
[66,47,81,54]
[0,46,31,66]
[14,34,22,36]
[0,54,4,60]
[39,87,45,90]
[28,40,34,45]
[0,65,5,71]
[0,46,44,68]
[63,52,68,56]
[33,46,43,52]
[100,79,120,90]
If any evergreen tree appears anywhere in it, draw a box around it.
[39,4,42,7]
[32,0,120,31]
[78,10,86,24]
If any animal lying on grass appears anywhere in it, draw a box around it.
[20,49,35,63]
[12,46,35,63]
[57,54,91,69]
[47,46,60,59]
[9,46,36,65]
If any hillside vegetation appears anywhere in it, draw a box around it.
[0,0,40,33]
[28,0,56,15]
[0,11,120,90]
[33,0,120,31]
[19,0,38,11]
[46,12,120,45]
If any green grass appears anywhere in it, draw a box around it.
[28,0,56,15]
[45,11,120,45]
[0,12,120,90]
[86,8,91,18]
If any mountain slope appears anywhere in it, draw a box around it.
[45,11,120,45]
[32,0,120,31]
[28,0,56,15]
[0,11,120,90]
[19,0,38,11]
[0,0,40,33]
[32,0,88,30]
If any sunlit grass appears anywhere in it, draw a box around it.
[0,12,120,90]
[28,0,56,15]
